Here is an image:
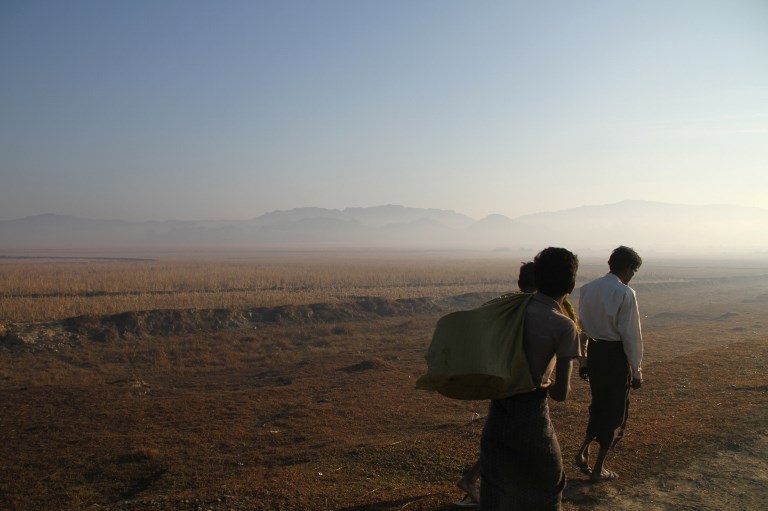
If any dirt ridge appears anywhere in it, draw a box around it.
[0,292,499,349]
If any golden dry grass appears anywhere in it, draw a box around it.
[6,254,765,323]
[1,258,523,322]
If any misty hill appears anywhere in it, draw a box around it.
[1,201,767,255]
[516,200,768,253]
[255,205,474,229]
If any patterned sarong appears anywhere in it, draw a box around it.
[479,388,565,511]
[585,338,631,449]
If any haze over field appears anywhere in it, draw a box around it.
[1,2,767,250]
[2,201,768,257]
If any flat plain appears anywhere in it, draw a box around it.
[1,251,767,510]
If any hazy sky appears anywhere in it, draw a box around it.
[1,1,767,222]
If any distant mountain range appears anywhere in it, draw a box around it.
[1,201,767,255]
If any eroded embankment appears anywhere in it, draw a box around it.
[0,292,498,350]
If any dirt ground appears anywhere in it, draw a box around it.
[1,270,767,510]
[587,429,768,511]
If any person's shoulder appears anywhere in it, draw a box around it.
[551,310,579,340]
[579,280,592,292]
[598,273,632,292]
[527,294,566,319]
[581,274,607,289]
[542,303,579,330]
[581,276,600,287]
[557,311,578,328]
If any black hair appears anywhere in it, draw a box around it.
[534,247,579,297]
[517,261,536,293]
[608,245,642,273]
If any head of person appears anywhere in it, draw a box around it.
[608,245,642,285]
[533,247,579,299]
[517,261,536,293]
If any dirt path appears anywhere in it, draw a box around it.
[566,430,768,511]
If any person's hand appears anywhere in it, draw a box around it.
[579,366,589,382]
[631,378,642,389]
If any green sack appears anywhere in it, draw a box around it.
[415,293,536,400]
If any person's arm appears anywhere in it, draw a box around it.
[618,289,644,385]
[578,332,589,381]
[548,358,574,401]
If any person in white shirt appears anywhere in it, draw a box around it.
[574,246,643,482]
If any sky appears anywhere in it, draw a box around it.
[1,0,767,222]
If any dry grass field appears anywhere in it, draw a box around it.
[1,252,767,510]
[0,254,525,323]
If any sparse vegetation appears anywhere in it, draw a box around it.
[1,254,767,510]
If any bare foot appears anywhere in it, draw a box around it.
[457,478,480,504]
[574,452,590,474]
[590,469,618,483]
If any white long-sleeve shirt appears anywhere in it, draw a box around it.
[578,272,643,380]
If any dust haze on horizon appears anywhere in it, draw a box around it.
[1,2,767,239]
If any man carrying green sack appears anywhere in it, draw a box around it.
[479,247,581,511]
[417,248,581,509]
[416,262,542,401]
[452,262,581,508]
